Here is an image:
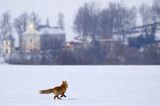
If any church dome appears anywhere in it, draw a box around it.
[23,22,39,35]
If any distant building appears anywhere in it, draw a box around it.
[38,21,66,51]
[2,34,14,55]
[129,22,160,40]
[22,23,41,53]
[64,41,83,51]
[20,20,66,53]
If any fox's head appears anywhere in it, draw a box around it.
[62,80,68,88]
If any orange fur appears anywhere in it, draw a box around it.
[39,81,68,99]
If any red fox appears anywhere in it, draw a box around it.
[39,81,68,99]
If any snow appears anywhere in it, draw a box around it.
[39,27,65,35]
[0,66,160,106]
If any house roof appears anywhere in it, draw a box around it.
[39,26,65,35]
[3,34,14,41]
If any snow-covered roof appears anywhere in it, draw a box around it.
[39,27,65,35]
[3,34,14,41]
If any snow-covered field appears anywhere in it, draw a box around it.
[0,66,160,106]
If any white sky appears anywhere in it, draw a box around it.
[0,0,154,41]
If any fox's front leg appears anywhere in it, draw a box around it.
[63,94,66,97]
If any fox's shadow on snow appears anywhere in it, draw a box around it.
[54,98,77,101]
[65,98,77,100]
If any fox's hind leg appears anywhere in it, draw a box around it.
[54,95,61,100]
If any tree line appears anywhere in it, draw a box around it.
[73,0,160,42]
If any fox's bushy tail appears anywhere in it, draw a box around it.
[39,88,53,94]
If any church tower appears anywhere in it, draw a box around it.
[22,22,40,53]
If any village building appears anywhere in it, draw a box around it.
[38,21,66,51]
[2,34,14,55]
[129,22,160,40]
[21,23,41,53]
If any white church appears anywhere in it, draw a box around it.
[21,21,66,53]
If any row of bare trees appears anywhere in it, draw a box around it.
[73,2,136,42]
[74,0,160,42]
[140,0,160,25]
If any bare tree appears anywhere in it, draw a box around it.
[99,8,113,39]
[99,2,137,41]
[74,2,100,42]
[0,11,12,39]
[152,0,160,22]
[139,3,158,42]
[139,0,160,24]
[14,12,29,35]
[120,6,137,41]
[139,3,153,25]
[73,7,84,37]
[14,12,29,49]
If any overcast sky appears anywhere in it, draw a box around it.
[0,0,154,41]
